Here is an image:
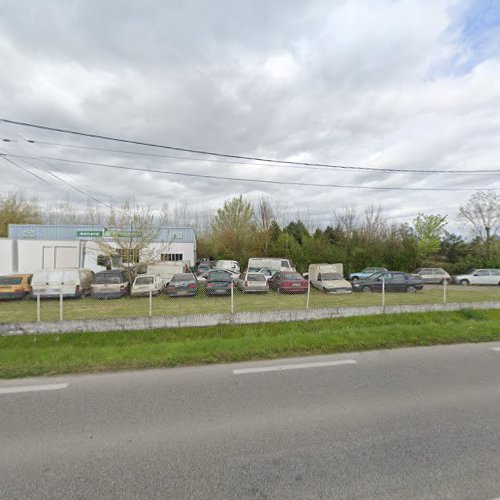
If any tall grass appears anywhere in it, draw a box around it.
[1,309,499,378]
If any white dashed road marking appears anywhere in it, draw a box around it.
[0,383,69,395]
[492,347,500,352]
[233,359,357,375]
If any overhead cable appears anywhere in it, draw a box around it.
[1,118,498,174]
[0,152,495,192]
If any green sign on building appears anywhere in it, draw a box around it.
[76,230,103,238]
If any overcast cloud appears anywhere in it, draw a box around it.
[0,0,499,233]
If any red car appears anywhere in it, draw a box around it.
[269,271,308,294]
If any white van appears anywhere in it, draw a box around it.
[215,260,240,273]
[247,258,296,273]
[308,263,352,294]
[31,268,94,298]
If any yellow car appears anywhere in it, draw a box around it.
[0,274,33,300]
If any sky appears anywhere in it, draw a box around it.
[0,0,499,234]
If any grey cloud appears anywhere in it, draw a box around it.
[0,0,499,235]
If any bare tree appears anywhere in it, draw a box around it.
[94,201,173,279]
[255,196,275,255]
[360,204,387,241]
[459,190,500,241]
[331,204,359,239]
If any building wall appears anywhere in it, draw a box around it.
[17,240,82,273]
[1,225,197,275]
[0,239,14,275]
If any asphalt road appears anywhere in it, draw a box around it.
[1,343,500,499]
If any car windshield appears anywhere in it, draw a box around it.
[0,276,22,285]
[322,273,343,280]
[94,274,124,284]
[171,273,194,282]
[135,277,153,285]
[282,273,303,280]
[367,272,384,280]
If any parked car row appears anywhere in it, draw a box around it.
[1,264,499,302]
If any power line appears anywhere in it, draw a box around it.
[0,153,49,184]
[1,152,495,192]
[18,156,113,209]
[1,118,498,174]
[4,136,500,176]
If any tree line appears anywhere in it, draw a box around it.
[0,190,498,275]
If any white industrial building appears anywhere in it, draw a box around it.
[0,224,197,275]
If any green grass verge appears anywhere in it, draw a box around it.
[0,285,499,323]
[1,309,499,378]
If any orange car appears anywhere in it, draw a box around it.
[0,274,33,300]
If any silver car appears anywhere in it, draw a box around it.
[453,269,500,286]
[235,272,269,293]
[412,268,451,284]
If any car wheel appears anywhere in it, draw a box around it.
[407,285,417,293]
[362,285,371,293]
[351,276,359,281]
[460,279,470,286]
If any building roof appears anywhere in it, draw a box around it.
[8,224,196,243]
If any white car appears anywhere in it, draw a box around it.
[131,274,165,296]
[453,269,500,286]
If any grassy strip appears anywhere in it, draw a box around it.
[1,309,499,379]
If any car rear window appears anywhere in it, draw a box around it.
[135,277,153,285]
[247,274,266,281]
[209,271,231,280]
[171,273,194,282]
[282,273,303,280]
[94,274,125,284]
[0,277,22,285]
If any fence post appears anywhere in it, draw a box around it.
[36,293,41,322]
[231,281,234,314]
[443,278,447,304]
[149,290,153,316]
[306,279,311,310]
[59,292,64,321]
[382,277,385,309]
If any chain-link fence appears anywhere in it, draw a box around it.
[0,278,499,324]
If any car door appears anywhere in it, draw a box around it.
[391,273,408,292]
[471,269,490,285]
[420,268,433,283]
[488,270,500,285]
[373,273,391,292]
